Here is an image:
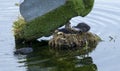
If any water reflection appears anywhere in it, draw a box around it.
[15,40,99,71]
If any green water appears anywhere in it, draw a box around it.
[15,41,99,71]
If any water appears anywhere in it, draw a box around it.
[0,0,26,71]
[0,0,120,71]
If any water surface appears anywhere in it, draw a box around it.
[0,0,26,71]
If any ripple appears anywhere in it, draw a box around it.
[86,14,118,27]
[82,0,120,35]
[91,11,120,25]
[87,1,120,71]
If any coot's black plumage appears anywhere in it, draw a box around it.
[57,28,71,34]
[73,22,90,33]
[56,22,90,34]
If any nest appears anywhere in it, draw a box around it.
[49,32,101,50]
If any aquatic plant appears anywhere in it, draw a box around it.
[13,0,94,41]
[13,17,26,40]
[49,32,101,52]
